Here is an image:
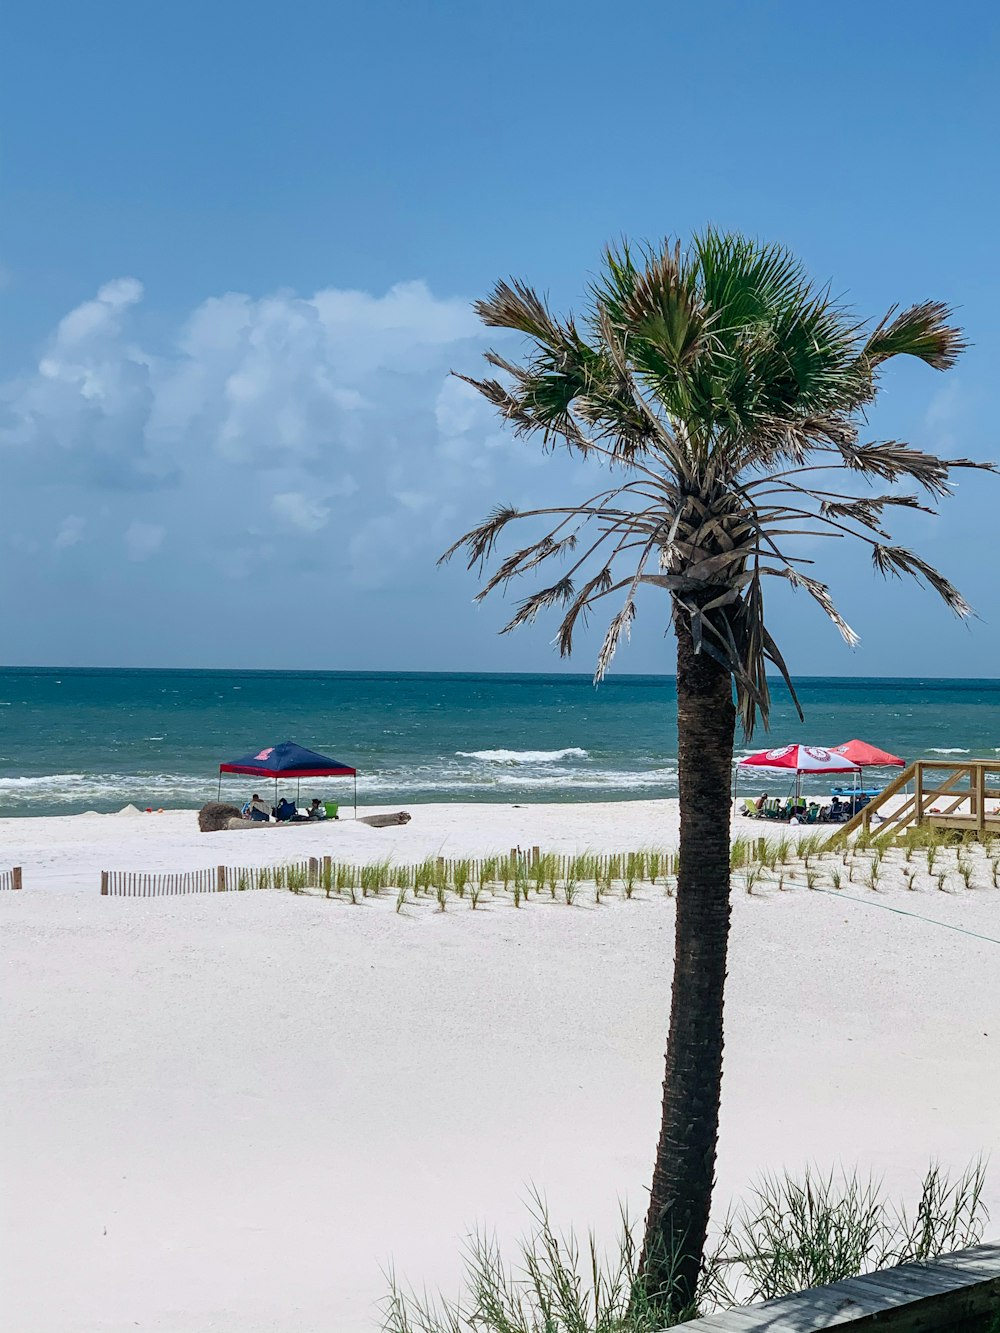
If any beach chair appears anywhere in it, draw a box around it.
[741,797,760,818]
[324,802,339,820]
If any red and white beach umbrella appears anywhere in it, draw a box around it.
[737,744,860,799]
[739,744,862,775]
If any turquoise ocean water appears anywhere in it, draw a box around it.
[0,668,997,817]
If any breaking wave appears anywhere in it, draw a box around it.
[0,772,216,809]
[455,747,589,764]
[0,760,680,814]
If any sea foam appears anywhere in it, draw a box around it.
[456,747,589,764]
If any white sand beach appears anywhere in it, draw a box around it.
[2,799,998,1332]
[0,798,815,893]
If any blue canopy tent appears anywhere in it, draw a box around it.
[218,740,357,816]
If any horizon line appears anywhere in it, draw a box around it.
[1,665,998,684]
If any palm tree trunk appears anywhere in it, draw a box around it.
[640,612,736,1312]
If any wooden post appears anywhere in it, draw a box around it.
[12,866,22,890]
[217,865,227,893]
[531,845,540,866]
[914,763,924,828]
[308,856,319,886]
[100,870,108,896]
[975,763,986,833]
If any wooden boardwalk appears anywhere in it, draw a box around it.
[681,1239,1000,1330]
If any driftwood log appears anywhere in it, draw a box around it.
[356,811,412,828]
[198,802,244,832]
[199,803,412,832]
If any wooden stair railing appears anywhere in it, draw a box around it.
[827,759,1000,846]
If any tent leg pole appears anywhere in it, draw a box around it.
[217,773,222,800]
[354,774,357,819]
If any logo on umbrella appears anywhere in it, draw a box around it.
[254,748,275,761]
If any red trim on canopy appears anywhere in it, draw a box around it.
[219,763,356,778]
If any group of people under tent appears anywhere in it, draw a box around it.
[743,791,872,825]
[241,793,337,824]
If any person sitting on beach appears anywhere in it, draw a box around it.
[307,798,327,820]
[274,796,297,822]
[755,791,769,812]
[242,793,271,822]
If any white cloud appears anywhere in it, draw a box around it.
[272,491,330,533]
[0,276,481,486]
[0,272,588,605]
[392,490,434,511]
[50,277,144,351]
[124,520,165,561]
[54,515,85,549]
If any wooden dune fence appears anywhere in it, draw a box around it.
[1,866,23,891]
[99,850,683,898]
[100,860,325,897]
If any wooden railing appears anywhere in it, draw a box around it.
[829,758,1000,845]
[678,1239,1000,1330]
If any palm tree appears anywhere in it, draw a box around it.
[440,232,993,1313]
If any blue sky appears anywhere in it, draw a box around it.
[1,0,997,676]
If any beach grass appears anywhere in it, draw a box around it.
[381,1162,988,1332]
[93,828,999,906]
